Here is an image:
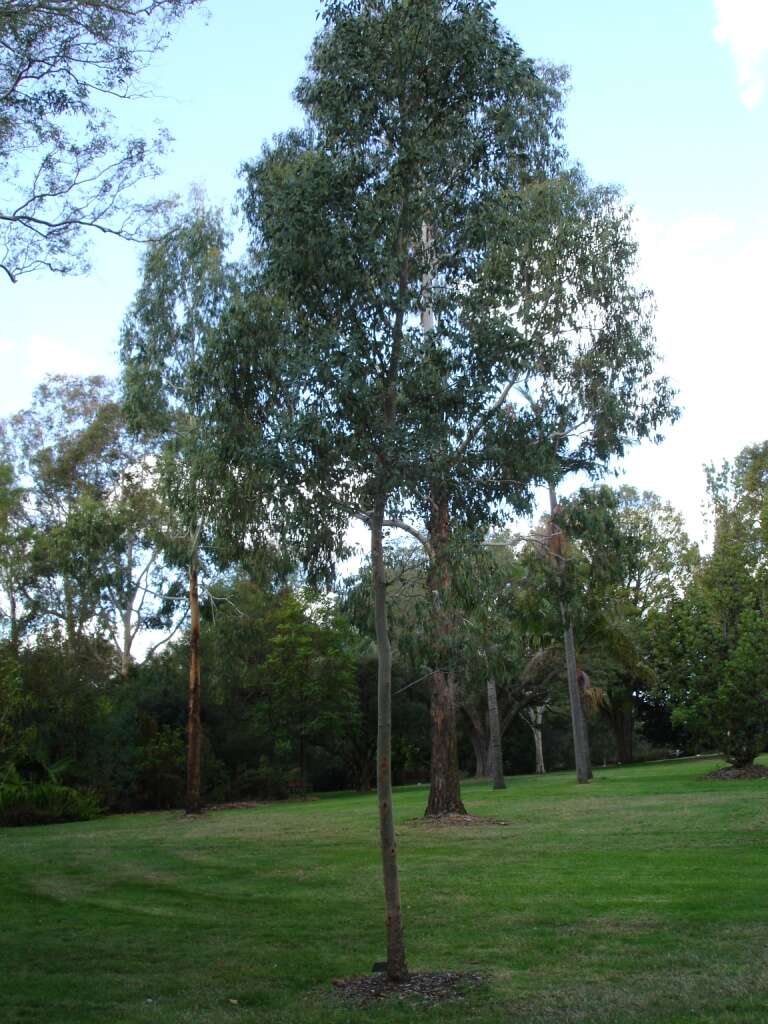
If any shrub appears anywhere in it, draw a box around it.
[0,781,102,827]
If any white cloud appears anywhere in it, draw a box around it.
[618,208,768,545]
[0,334,116,415]
[713,0,768,109]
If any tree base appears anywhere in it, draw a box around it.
[706,764,768,780]
[332,970,484,1007]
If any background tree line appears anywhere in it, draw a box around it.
[3,369,765,817]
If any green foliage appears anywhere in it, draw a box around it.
[0,780,101,827]
[652,443,768,766]
[1,375,181,668]
[0,0,202,281]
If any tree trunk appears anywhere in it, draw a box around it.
[8,589,19,654]
[563,617,593,783]
[420,221,465,816]
[426,666,467,815]
[120,533,134,677]
[425,499,467,817]
[63,578,76,653]
[486,677,506,790]
[461,703,489,778]
[468,729,487,774]
[527,706,546,775]
[185,553,203,815]
[607,686,634,763]
[371,502,407,982]
[548,483,592,784]
[357,760,373,793]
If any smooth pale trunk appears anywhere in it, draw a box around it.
[185,554,203,814]
[120,533,134,677]
[371,505,407,981]
[563,615,592,783]
[121,605,132,677]
[548,484,592,784]
[528,706,546,775]
[486,677,506,789]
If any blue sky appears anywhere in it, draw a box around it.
[2,0,766,543]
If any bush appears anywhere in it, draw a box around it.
[0,781,102,827]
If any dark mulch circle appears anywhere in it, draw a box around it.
[705,764,768,780]
[407,813,512,828]
[331,970,485,1008]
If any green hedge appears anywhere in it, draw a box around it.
[0,782,102,827]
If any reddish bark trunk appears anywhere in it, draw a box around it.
[425,497,467,817]
[185,555,202,815]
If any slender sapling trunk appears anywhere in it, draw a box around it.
[371,502,408,981]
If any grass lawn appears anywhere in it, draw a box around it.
[3,757,768,1024]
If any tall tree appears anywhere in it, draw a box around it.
[0,0,203,282]
[229,0,569,973]
[209,0,673,975]
[121,200,236,815]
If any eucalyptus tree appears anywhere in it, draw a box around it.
[214,0,675,975]
[228,0,574,977]
[507,173,678,782]
[241,0,578,822]
[120,201,238,815]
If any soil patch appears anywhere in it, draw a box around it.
[331,970,485,1008]
[705,765,768,780]
[408,813,512,828]
[207,800,268,811]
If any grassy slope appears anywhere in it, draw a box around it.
[3,758,768,1024]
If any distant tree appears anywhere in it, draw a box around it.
[1,375,178,665]
[587,487,694,762]
[121,200,237,815]
[0,0,203,282]
[0,462,31,651]
[652,444,768,768]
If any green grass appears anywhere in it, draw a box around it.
[3,757,768,1024]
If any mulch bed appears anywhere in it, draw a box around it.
[407,813,512,828]
[331,970,485,1008]
[705,765,768,780]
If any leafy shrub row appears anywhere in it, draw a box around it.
[0,782,102,827]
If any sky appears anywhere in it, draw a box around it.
[2,0,767,547]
